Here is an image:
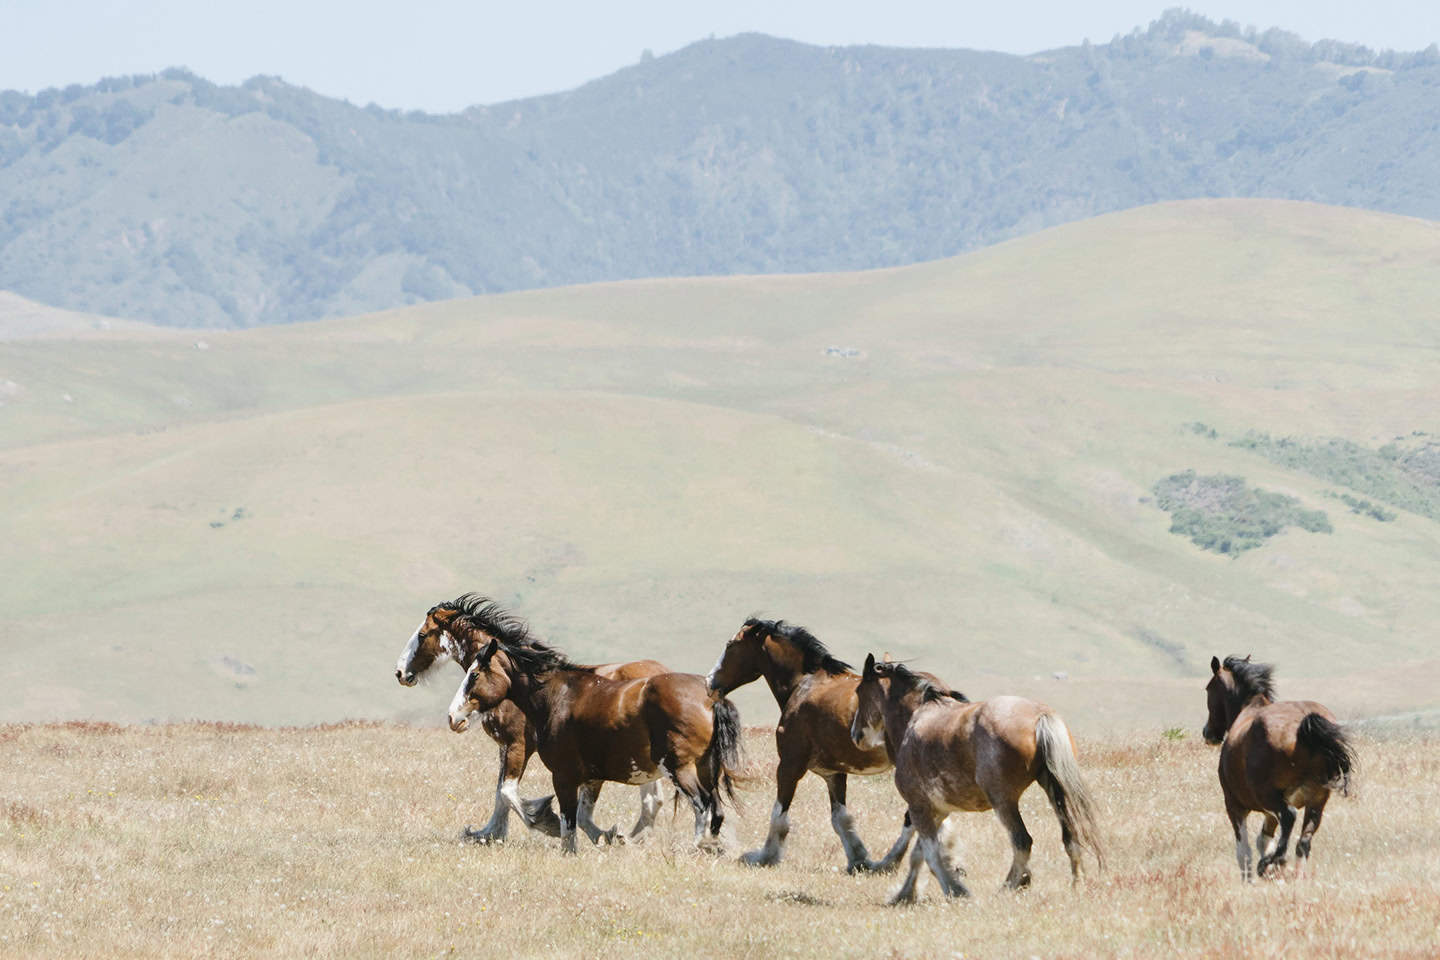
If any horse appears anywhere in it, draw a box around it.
[395,593,669,844]
[851,654,1103,905]
[1203,655,1356,881]
[448,629,745,854]
[705,618,916,873]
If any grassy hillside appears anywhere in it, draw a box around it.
[2,199,1439,728]
[3,11,1440,327]
[2,723,1436,959]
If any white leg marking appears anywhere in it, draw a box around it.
[629,782,663,839]
[741,801,790,866]
[831,802,870,869]
[889,839,926,905]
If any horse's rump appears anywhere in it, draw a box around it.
[1295,712,1356,797]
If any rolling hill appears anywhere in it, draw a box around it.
[3,11,1440,327]
[2,199,1439,730]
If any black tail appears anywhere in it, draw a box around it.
[706,696,745,808]
[1297,713,1356,797]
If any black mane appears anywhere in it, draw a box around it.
[747,618,853,675]
[1224,655,1275,703]
[883,662,968,704]
[443,594,579,676]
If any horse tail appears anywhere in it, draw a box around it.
[706,696,745,808]
[1297,712,1356,797]
[1033,712,1105,871]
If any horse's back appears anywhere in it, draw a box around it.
[595,659,670,681]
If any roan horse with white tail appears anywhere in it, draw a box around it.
[395,594,669,844]
[851,655,1103,904]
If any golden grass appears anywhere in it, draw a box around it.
[1,723,1436,959]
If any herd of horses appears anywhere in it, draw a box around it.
[394,593,1356,902]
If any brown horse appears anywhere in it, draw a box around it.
[448,629,745,854]
[851,655,1103,904]
[706,618,915,873]
[1203,655,1355,881]
[395,594,669,843]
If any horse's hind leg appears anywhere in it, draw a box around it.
[1255,812,1279,863]
[668,762,718,850]
[1257,797,1296,878]
[626,781,663,842]
[872,810,916,875]
[989,794,1034,891]
[1294,797,1327,877]
[824,774,876,874]
[576,781,619,845]
[553,780,581,856]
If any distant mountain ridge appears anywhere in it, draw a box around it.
[2,9,1439,328]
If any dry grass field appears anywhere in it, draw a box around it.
[2,722,1436,959]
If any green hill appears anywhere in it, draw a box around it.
[2,199,1439,730]
[3,11,1440,327]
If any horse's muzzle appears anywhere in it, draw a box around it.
[1201,726,1222,746]
[396,669,418,686]
[449,715,469,734]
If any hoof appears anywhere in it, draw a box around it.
[461,826,504,845]
[739,849,778,868]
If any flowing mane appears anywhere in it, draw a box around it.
[1224,655,1275,703]
[443,594,582,676]
[881,661,968,704]
[747,618,853,675]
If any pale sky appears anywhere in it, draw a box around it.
[3,1,1438,113]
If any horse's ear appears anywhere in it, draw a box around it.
[1211,655,1221,674]
[863,653,876,677]
[479,637,499,666]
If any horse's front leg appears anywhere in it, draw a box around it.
[824,773,875,874]
[1255,812,1279,863]
[463,739,513,843]
[888,833,928,906]
[575,781,619,845]
[740,759,803,867]
[921,815,972,899]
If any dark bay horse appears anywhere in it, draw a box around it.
[706,618,915,873]
[1203,655,1356,881]
[448,630,745,854]
[395,594,669,843]
[851,655,1103,904]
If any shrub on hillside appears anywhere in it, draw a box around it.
[1153,470,1332,555]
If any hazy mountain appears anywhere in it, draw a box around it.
[2,9,1438,328]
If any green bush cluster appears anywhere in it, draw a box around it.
[1230,432,1440,521]
[1153,470,1332,555]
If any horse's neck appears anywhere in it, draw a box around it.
[504,667,577,731]
[759,652,805,707]
[881,687,924,747]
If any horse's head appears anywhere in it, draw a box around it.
[449,638,510,732]
[1204,654,1261,745]
[394,603,463,686]
[849,653,891,749]
[706,618,769,695]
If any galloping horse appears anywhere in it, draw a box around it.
[395,594,669,843]
[1203,655,1355,881]
[851,655,1103,904]
[706,618,916,873]
[448,630,745,854]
